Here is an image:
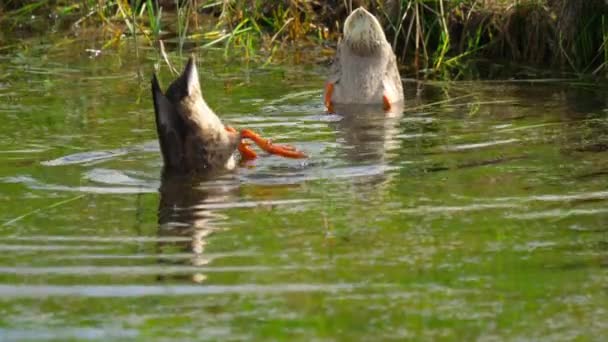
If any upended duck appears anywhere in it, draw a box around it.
[152,57,306,174]
[324,7,404,112]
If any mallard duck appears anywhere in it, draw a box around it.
[152,57,306,174]
[324,7,404,112]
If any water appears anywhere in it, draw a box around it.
[1,39,607,341]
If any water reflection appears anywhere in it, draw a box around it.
[561,86,608,154]
[563,85,608,116]
[157,172,239,283]
[330,103,404,165]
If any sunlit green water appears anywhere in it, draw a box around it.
[1,38,607,341]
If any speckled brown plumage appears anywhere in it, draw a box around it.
[152,57,239,175]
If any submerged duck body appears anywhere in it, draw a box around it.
[152,58,239,174]
[152,57,306,175]
[325,7,404,111]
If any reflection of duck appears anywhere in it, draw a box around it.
[157,173,238,283]
[322,104,404,212]
[152,57,305,175]
[331,103,403,164]
[324,7,404,112]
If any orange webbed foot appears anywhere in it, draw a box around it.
[240,129,307,159]
[382,95,391,111]
[238,141,258,161]
[324,82,335,114]
[226,125,257,160]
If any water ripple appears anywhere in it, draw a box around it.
[507,208,608,220]
[191,198,316,210]
[49,251,256,261]
[0,283,353,298]
[0,265,328,276]
[492,190,608,204]
[30,180,156,194]
[400,203,518,215]
[0,244,114,252]
[0,327,138,341]
[41,150,128,166]
[443,138,519,152]
[4,236,192,243]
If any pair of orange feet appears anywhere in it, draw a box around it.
[225,126,307,161]
[324,82,391,113]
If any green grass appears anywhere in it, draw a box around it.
[1,0,607,78]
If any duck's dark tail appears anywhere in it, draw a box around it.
[151,74,185,171]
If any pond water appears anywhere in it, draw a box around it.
[1,38,607,340]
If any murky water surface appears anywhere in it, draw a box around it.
[1,39,607,340]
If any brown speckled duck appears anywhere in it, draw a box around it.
[324,7,404,112]
[152,57,306,174]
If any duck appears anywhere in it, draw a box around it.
[152,56,306,175]
[324,7,404,113]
